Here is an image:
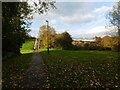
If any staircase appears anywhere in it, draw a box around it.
[34,38,40,50]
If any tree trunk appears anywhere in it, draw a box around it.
[118,28,120,36]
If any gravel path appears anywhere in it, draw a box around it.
[21,50,47,88]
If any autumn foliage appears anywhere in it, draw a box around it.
[73,36,120,51]
[39,25,73,50]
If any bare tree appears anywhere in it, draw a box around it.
[107,1,120,36]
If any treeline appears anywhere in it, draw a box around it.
[95,36,120,51]
[39,25,120,51]
[73,36,120,51]
[39,25,73,50]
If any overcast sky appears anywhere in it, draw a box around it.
[28,1,115,38]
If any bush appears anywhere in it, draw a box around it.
[86,44,97,50]
[72,45,83,50]
[72,44,111,51]
[111,45,120,51]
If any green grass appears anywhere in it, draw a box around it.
[20,40,34,54]
[40,49,120,88]
[3,40,34,88]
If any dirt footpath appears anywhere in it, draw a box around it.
[21,50,47,88]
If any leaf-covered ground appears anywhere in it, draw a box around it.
[3,40,34,88]
[2,53,32,88]
[40,50,120,89]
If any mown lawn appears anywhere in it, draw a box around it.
[3,40,34,88]
[40,49,120,88]
[20,40,34,54]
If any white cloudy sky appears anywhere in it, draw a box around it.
[28,1,116,38]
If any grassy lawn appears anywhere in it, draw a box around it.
[3,40,34,88]
[40,49,120,88]
[20,40,34,54]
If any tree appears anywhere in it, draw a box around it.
[30,0,56,15]
[94,36,102,47]
[107,1,120,36]
[106,1,120,51]
[2,1,56,57]
[39,25,56,48]
[111,36,120,51]
[54,32,73,50]
[101,36,112,48]
[2,2,32,56]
